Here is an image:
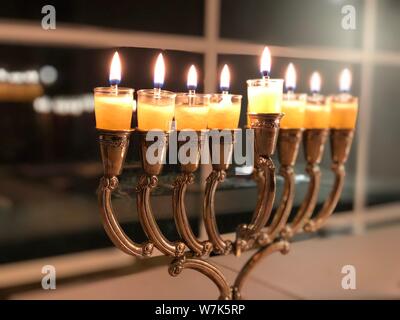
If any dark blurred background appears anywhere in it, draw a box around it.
[0,0,398,267]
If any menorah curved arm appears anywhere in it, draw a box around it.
[266,128,302,241]
[303,129,354,232]
[203,169,233,255]
[281,129,328,239]
[303,164,345,232]
[203,156,277,256]
[280,163,321,239]
[234,114,283,256]
[249,156,276,234]
[98,176,154,257]
[234,156,276,256]
[267,165,295,241]
[136,174,186,257]
[169,256,232,300]
[173,173,213,256]
[232,240,290,300]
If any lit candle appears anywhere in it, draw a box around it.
[304,71,331,129]
[94,52,135,131]
[175,65,210,130]
[137,53,176,131]
[330,68,358,129]
[208,64,242,129]
[247,46,283,117]
[280,63,307,129]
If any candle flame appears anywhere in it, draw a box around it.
[109,51,121,85]
[154,53,165,88]
[220,64,230,92]
[285,63,296,91]
[187,65,197,90]
[339,68,352,92]
[260,46,271,77]
[310,71,321,93]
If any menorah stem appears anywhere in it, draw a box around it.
[303,129,354,232]
[99,176,154,257]
[281,129,328,239]
[232,240,290,300]
[173,172,213,256]
[234,114,282,255]
[169,256,232,300]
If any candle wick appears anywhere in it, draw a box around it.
[339,91,352,102]
[287,88,295,100]
[261,70,270,80]
[111,84,118,95]
[154,87,161,98]
[188,89,195,106]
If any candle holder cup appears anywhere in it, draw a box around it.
[98,129,132,178]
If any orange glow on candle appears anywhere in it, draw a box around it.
[94,51,134,131]
[208,64,241,129]
[304,71,330,129]
[330,68,358,129]
[281,63,306,129]
[175,65,208,130]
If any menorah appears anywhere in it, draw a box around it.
[96,112,354,300]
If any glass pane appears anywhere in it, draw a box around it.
[367,65,400,206]
[0,0,204,36]
[220,0,363,49]
[376,0,400,51]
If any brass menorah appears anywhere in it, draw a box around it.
[97,113,354,300]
